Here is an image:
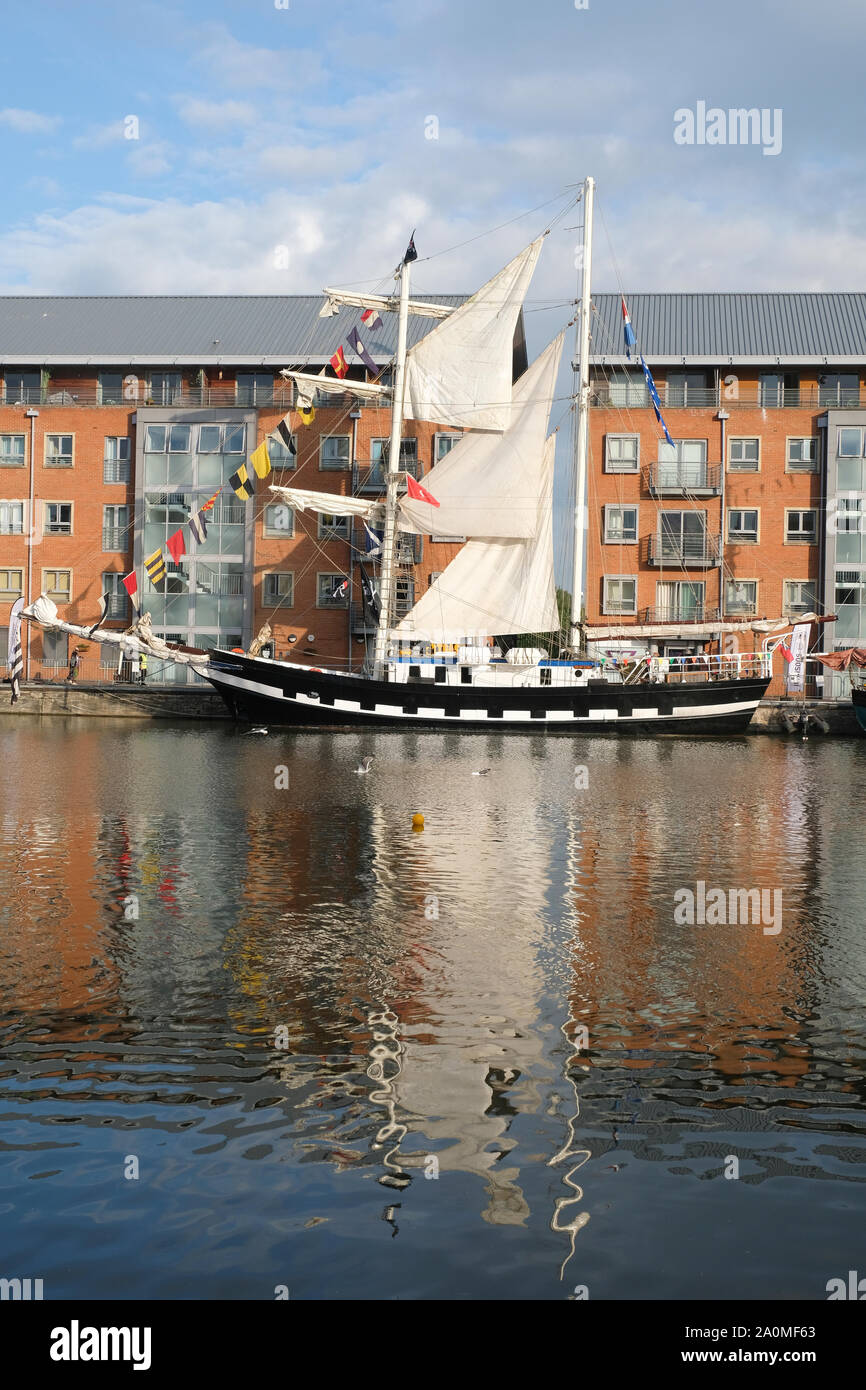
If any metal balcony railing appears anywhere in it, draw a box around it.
[102,528,128,552]
[646,462,722,495]
[640,605,721,624]
[646,533,722,567]
[591,383,863,410]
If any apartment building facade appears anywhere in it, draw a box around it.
[585,293,866,697]
[0,295,495,681]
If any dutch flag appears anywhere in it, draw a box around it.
[621,296,636,358]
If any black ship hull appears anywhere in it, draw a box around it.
[205,652,771,735]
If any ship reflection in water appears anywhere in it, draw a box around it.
[0,719,864,1300]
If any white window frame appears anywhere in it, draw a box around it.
[0,499,24,534]
[102,504,129,552]
[785,437,818,473]
[724,578,758,616]
[836,427,863,458]
[602,575,637,616]
[431,534,466,543]
[0,433,26,468]
[0,567,24,596]
[434,432,462,464]
[264,571,294,606]
[604,434,639,473]
[42,567,72,600]
[317,572,349,607]
[783,580,816,616]
[317,513,351,540]
[103,436,131,483]
[45,433,74,468]
[604,504,639,544]
[785,508,817,543]
[197,424,222,453]
[319,435,351,470]
[100,572,128,619]
[263,503,295,538]
[727,507,759,544]
[727,437,760,472]
[45,501,73,535]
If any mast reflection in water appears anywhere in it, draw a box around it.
[0,718,864,1300]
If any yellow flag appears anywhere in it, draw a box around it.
[250,440,271,479]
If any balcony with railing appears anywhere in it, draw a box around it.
[646,533,722,567]
[102,528,129,552]
[0,383,369,411]
[646,461,722,496]
[591,381,863,410]
[640,605,721,624]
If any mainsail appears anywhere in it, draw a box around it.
[398,332,564,540]
[402,237,544,433]
[268,486,380,520]
[395,435,558,642]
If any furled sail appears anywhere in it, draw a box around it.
[398,331,564,540]
[394,436,558,641]
[268,486,380,520]
[402,237,544,433]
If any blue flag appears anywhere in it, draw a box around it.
[348,326,379,376]
[621,296,636,358]
[639,357,674,447]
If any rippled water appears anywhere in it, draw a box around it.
[0,718,864,1300]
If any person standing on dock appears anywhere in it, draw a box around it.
[66,648,80,683]
[139,652,148,685]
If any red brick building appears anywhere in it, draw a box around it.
[584,293,866,697]
[0,295,507,682]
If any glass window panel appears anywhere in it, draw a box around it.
[145,425,167,452]
[837,428,861,457]
[0,433,26,466]
[168,425,191,452]
[837,458,863,490]
[198,425,221,453]
[224,425,245,454]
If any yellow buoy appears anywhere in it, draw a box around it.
[411,813,425,831]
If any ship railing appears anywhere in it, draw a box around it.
[646,651,771,682]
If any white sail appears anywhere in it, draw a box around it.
[395,436,558,641]
[402,237,544,433]
[398,331,563,540]
[268,485,379,520]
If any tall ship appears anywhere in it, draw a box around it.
[203,177,773,732]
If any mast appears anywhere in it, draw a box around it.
[373,250,412,679]
[570,175,594,650]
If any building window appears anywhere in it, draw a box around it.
[145,425,167,452]
[320,435,351,470]
[42,628,68,668]
[428,571,442,587]
[0,433,25,467]
[4,370,41,404]
[727,508,759,543]
[148,372,183,405]
[783,581,816,616]
[759,372,799,407]
[267,434,296,468]
[101,572,128,619]
[198,424,221,453]
[655,439,708,488]
[45,502,72,535]
[656,580,705,621]
[835,569,865,608]
[43,568,71,600]
[604,505,638,543]
[434,432,462,462]
[224,424,245,454]
[263,503,294,538]
[264,572,294,605]
[431,533,466,543]
[396,533,422,565]
[786,437,818,472]
[603,576,637,616]
[45,434,73,468]
[605,434,639,473]
[786,509,817,542]
[103,505,129,551]
[236,373,274,406]
[168,424,191,453]
[0,500,24,534]
[837,427,862,458]
[395,578,415,617]
[725,579,758,616]
[318,513,351,540]
[728,437,760,472]
[606,371,648,407]
[819,373,859,407]
[317,573,349,607]
[98,372,124,405]
[104,437,131,483]
[0,567,24,595]
[665,371,709,407]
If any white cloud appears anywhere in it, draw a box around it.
[176,98,258,129]
[73,121,126,151]
[0,108,61,135]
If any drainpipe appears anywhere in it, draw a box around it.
[24,407,39,678]
[716,408,729,649]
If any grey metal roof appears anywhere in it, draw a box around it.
[591,293,866,365]
[0,294,467,366]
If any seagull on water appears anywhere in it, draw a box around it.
[354,755,374,774]
[246,726,269,735]
[472,768,491,776]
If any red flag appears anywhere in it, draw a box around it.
[779,644,793,663]
[406,474,440,508]
[166,529,186,564]
[122,571,138,600]
[329,346,348,378]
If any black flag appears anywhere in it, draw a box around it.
[403,232,418,264]
[359,565,381,621]
[7,596,24,705]
[88,590,112,637]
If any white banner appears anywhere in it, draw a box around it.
[786,621,810,693]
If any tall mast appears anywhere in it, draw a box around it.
[373,252,412,679]
[570,175,594,649]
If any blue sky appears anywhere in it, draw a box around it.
[2,0,865,335]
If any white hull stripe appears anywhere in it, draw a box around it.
[210,671,761,724]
